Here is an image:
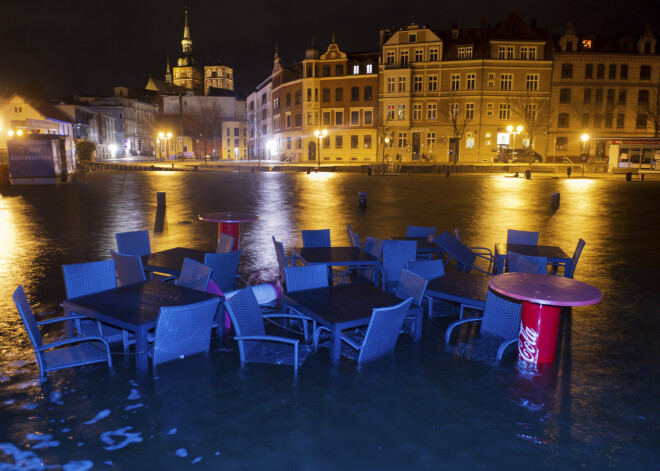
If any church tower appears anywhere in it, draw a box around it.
[165,53,172,84]
[172,8,203,92]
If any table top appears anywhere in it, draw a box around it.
[63,280,218,329]
[292,246,380,266]
[142,247,208,276]
[495,243,570,260]
[198,212,259,223]
[489,273,602,307]
[390,236,442,252]
[283,282,402,328]
[425,271,491,307]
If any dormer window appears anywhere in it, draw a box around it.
[409,33,417,43]
[366,64,373,74]
[458,46,473,59]
[582,39,592,49]
[352,65,360,74]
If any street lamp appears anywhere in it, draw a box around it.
[581,133,590,176]
[314,129,328,167]
[383,137,390,163]
[158,132,172,161]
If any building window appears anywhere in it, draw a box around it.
[559,88,571,104]
[323,112,331,126]
[295,91,302,104]
[583,88,591,104]
[286,137,291,149]
[506,46,515,59]
[595,88,603,104]
[398,76,407,92]
[526,74,539,91]
[466,73,475,90]
[636,113,647,129]
[400,50,409,67]
[609,64,617,79]
[351,87,359,101]
[366,64,373,74]
[465,133,475,149]
[386,50,395,64]
[451,74,460,91]
[273,97,280,110]
[336,64,344,76]
[465,103,474,119]
[586,64,594,78]
[605,113,613,128]
[348,135,357,148]
[387,77,396,93]
[398,105,406,120]
[286,114,291,128]
[322,88,330,102]
[607,89,615,105]
[640,65,651,80]
[556,137,567,150]
[638,90,649,105]
[498,104,510,120]
[335,135,343,148]
[386,105,395,120]
[429,48,438,61]
[285,93,291,107]
[352,65,360,75]
[498,46,506,59]
[582,39,592,49]
[413,76,423,92]
[296,138,302,148]
[427,103,437,120]
[428,75,438,91]
[597,64,604,79]
[335,87,343,101]
[364,86,373,101]
[561,63,573,79]
[322,65,331,77]
[619,89,627,105]
[351,110,359,125]
[558,112,569,127]
[450,103,459,118]
[413,104,422,120]
[335,111,343,125]
[500,74,512,90]
[617,113,625,128]
[364,110,373,125]
[364,135,372,148]
[593,113,602,128]
[427,132,436,148]
[307,88,311,102]
[458,46,473,59]
[415,49,424,62]
[620,64,628,79]
[398,132,407,148]
[295,114,302,127]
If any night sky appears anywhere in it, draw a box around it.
[1,0,659,98]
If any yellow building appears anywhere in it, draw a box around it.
[205,62,234,94]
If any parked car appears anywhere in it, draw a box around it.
[499,148,543,163]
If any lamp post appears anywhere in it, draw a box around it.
[314,129,328,167]
[581,133,589,176]
[158,132,172,161]
[383,137,390,163]
[506,125,524,157]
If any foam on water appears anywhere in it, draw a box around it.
[99,427,142,451]
[26,433,60,449]
[126,388,141,400]
[124,403,143,411]
[175,448,188,458]
[83,409,110,425]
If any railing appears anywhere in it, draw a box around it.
[563,157,573,165]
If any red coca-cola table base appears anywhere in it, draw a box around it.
[489,273,602,365]
[198,212,259,251]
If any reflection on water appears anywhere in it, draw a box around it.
[0,171,659,469]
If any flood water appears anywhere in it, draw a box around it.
[0,170,658,470]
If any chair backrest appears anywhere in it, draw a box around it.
[358,297,413,364]
[152,297,221,366]
[406,225,436,238]
[178,258,212,291]
[273,236,287,275]
[507,229,539,246]
[346,224,361,248]
[301,229,331,247]
[115,230,151,256]
[204,251,242,292]
[432,231,477,272]
[224,288,267,360]
[566,239,586,279]
[405,259,445,280]
[216,233,236,253]
[363,236,383,259]
[63,260,117,298]
[395,269,428,306]
[110,250,147,286]
[508,252,546,274]
[284,265,329,292]
[382,240,417,283]
[13,286,43,350]
[480,291,522,340]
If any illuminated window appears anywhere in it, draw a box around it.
[386,105,395,120]
[465,132,475,149]
[398,104,406,120]
[353,65,360,74]
[364,136,372,148]
[581,39,592,49]
[366,64,373,74]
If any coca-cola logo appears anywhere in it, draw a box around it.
[519,324,539,363]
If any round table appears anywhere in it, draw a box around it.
[198,212,258,251]
[489,273,602,364]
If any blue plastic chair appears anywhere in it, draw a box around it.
[445,290,522,361]
[405,259,445,280]
[381,239,417,292]
[216,233,236,253]
[284,265,328,339]
[204,251,242,292]
[115,230,151,256]
[406,226,436,237]
[564,239,586,279]
[342,236,383,284]
[273,236,299,285]
[433,231,494,275]
[224,287,313,372]
[178,258,212,291]
[13,285,112,379]
[110,250,147,286]
[508,252,546,274]
[395,269,428,340]
[346,224,361,248]
[507,229,539,246]
[62,259,132,348]
[327,297,413,366]
[151,297,221,367]
[301,229,331,247]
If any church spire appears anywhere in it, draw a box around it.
[165,53,172,84]
[182,7,192,54]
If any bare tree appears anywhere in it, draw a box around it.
[438,92,474,163]
[569,89,616,135]
[640,80,660,137]
[376,115,395,163]
[507,93,554,151]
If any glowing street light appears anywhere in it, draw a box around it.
[109,144,118,158]
[158,132,172,161]
[506,125,523,151]
[313,129,328,167]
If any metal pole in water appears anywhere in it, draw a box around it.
[551,193,560,211]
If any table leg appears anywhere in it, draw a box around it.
[218,222,240,251]
[330,325,342,364]
[135,327,149,372]
[518,302,561,364]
